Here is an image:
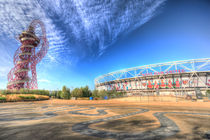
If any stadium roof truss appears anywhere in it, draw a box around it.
[95,58,210,88]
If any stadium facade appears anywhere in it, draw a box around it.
[95,58,210,96]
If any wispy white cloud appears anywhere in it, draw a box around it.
[0,0,166,89]
[0,0,66,64]
[0,0,166,64]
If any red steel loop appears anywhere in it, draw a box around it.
[7,20,49,90]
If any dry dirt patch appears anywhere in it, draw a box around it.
[0,99,210,140]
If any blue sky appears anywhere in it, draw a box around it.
[0,0,210,90]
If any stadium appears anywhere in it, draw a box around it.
[95,58,210,96]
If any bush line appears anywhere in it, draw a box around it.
[0,89,49,96]
[50,85,126,99]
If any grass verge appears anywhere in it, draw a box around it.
[0,94,49,102]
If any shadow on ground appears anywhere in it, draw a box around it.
[0,123,101,140]
[0,122,209,140]
[95,116,157,132]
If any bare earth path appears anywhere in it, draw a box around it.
[0,99,210,140]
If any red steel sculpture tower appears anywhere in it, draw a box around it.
[7,20,49,90]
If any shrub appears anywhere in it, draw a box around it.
[99,90,108,98]
[92,90,99,97]
[106,90,117,98]
[19,95,36,100]
[0,97,6,101]
[0,90,13,95]
[105,90,126,99]
[19,88,29,94]
[91,89,125,99]
[52,90,63,99]
[50,90,57,98]
[31,89,49,96]
[206,90,210,96]
[0,89,49,96]
[66,88,71,99]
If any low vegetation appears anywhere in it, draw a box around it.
[91,89,125,99]
[0,89,50,102]
[50,86,71,99]
[206,90,210,97]
[0,96,6,101]
[0,89,49,96]
[5,94,49,102]
[0,85,125,102]
[19,95,36,100]
[50,85,126,100]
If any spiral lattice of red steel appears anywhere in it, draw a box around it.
[7,20,49,90]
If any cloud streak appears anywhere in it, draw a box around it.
[0,0,166,64]
[0,0,166,89]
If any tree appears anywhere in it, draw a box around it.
[71,88,82,98]
[61,86,71,99]
[57,91,62,99]
[61,86,66,99]
[51,91,56,98]
[92,89,99,97]
[81,86,92,97]
[66,88,71,99]
[99,90,107,98]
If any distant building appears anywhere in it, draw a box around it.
[95,58,210,96]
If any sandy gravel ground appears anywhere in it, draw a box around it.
[0,99,210,140]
